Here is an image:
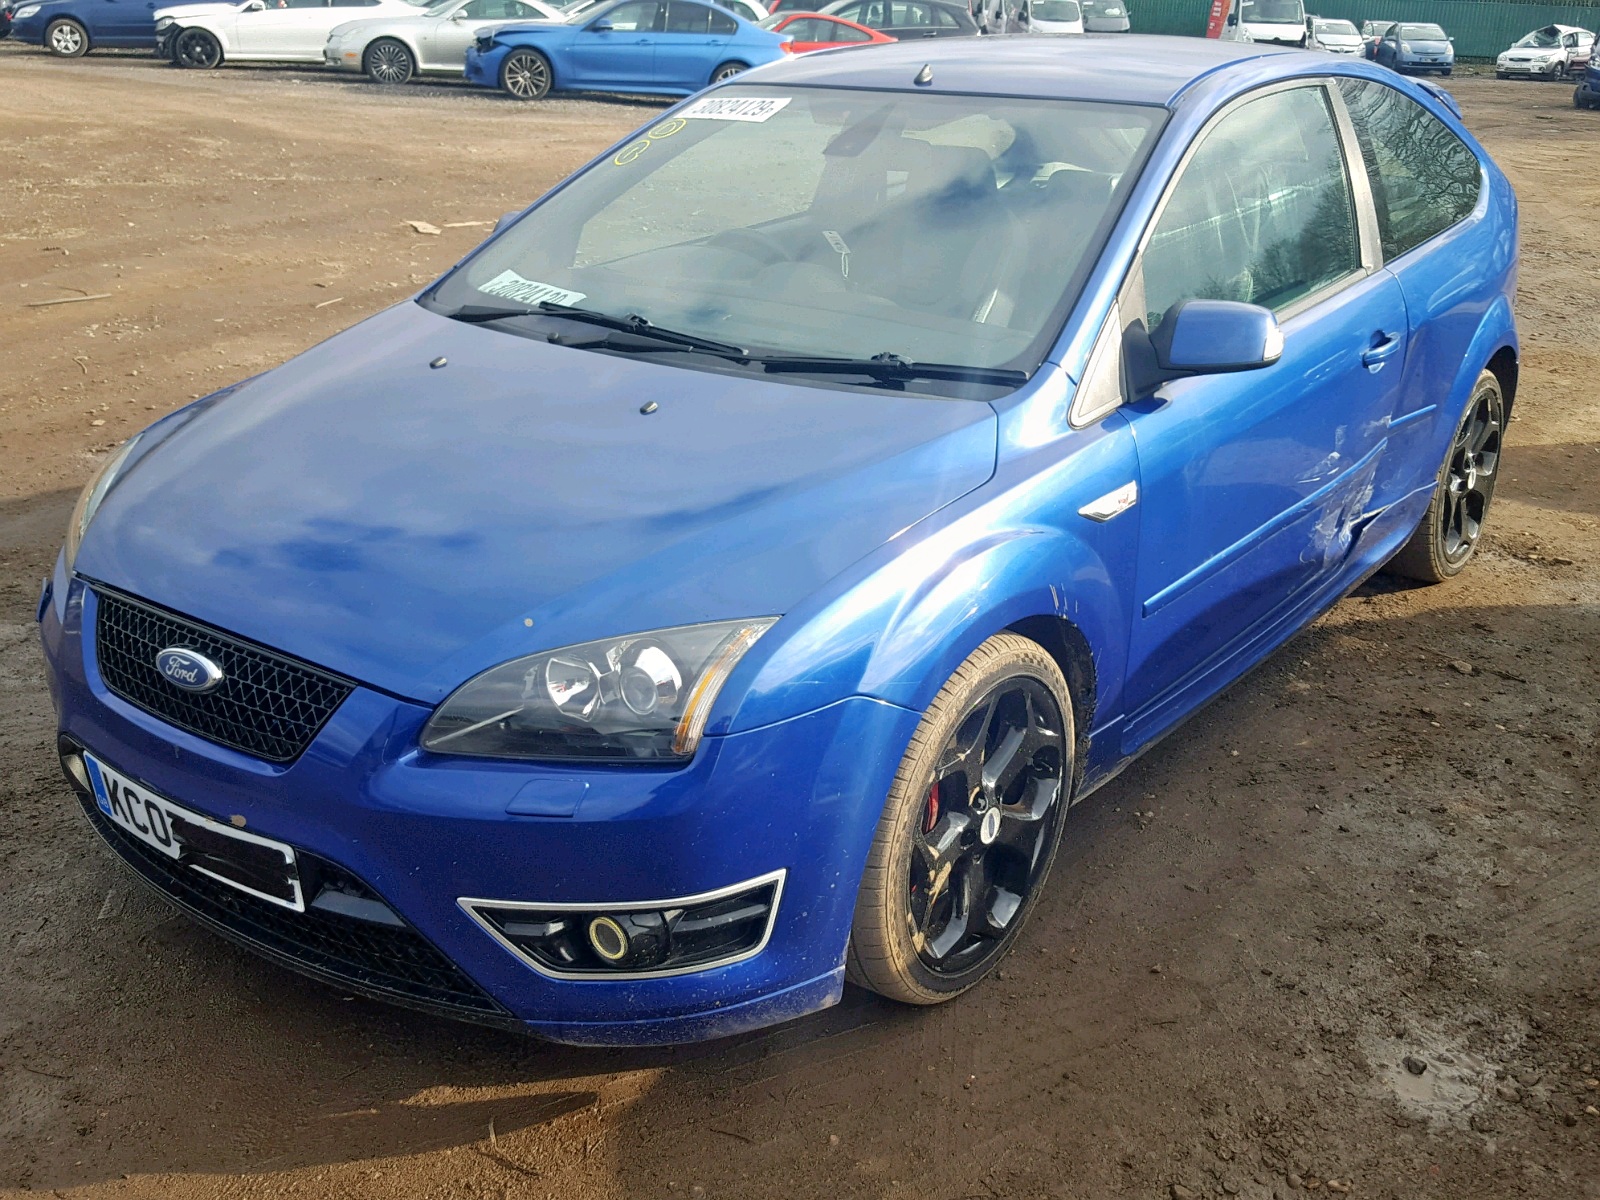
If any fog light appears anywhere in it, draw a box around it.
[57,738,90,794]
[461,870,784,978]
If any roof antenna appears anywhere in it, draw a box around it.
[914,63,933,86]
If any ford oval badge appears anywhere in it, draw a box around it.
[155,647,225,694]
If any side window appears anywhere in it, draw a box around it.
[1336,78,1481,262]
[831,0,867,19]
[601,0,662,29]
[785,17,823,37]
[664,2,712,31]
[708,5,737,32]
[1141,85,1361,328]
[831,20,871,39]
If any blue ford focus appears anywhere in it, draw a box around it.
[40,36,1516,1045]
[465,0,790,100]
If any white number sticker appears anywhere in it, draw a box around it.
[679,96,792,123]
[477,270,587,307]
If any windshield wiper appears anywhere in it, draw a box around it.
[534,302,746,357]
[438,301,746,358]
[752,352,1029,389]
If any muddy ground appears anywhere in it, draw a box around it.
[0,46,1596,1200]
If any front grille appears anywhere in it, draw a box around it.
[92,586,353,763]
[75,788,516,1026]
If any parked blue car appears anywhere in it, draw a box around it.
[1374,20,1454,75]
[1575,54,1600,106]
[9,0,164,54]
[465,0,789,99]
[41,36,1516,1045]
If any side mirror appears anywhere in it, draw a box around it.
[1134,299,1282,392]
[1225,12,1236,25]
[588,17,613,30]
[244,0,264,9]
[492,209,520,236]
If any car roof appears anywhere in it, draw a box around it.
[751,33,1297,106]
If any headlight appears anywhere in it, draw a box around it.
[1400,41,1411,52]
[155,15,172,27]
[421,618,777,762]
[65,435,141,572]
[16,4,41,16]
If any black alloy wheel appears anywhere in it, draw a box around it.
[174,27,222,69]
[848,633,1074,1004]
[908,677,1066,975]
[365,38,415,84]
[500,48,551,100]
[1387,369,1505,582]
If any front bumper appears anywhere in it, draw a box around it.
[464,45,497,87]
[324,43,360,69]
[40,573,919,1045]
[1498,59,1562,75]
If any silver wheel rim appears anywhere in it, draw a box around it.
[50,23,83,53]
[504,52,547,99]
[368,41,411,83]
[713,63,743,81]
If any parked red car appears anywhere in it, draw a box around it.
[758,10,895,50]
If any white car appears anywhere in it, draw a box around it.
[325,0,565,82]
[1021,0,1083,34]
[1496,24,1595,80]
[156,0,429,69]
[1307,16,1361,55]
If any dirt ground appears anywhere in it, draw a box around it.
[0,45,1596,1200]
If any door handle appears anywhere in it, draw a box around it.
[1360,332,1402,370]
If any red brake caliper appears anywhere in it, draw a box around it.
[923,781,941,833]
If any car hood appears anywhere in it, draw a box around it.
[78,302,999,704]
[1404,39,1451,52]
[1318,34,1360,46]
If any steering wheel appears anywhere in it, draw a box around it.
[707,226,793,267]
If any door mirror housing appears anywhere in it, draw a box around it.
[244,0,264,9]
[1133,299,1283,392]
[588,17,613,30]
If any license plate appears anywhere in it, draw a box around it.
[84,752,304,911]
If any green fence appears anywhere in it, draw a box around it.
[1127,0,1600,57]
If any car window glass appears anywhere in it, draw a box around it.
[783,17,821,36]
[270,0,327,9]
[600,0,660,27]
[831,19,870,38]
[708,5,736,31]
[830,0,867,18]
[931,5,958,25]
[891,1,931,24]
[1336,78,1481,262]
[1400,24,1445,39]
[664,1,710,30]
[1142,85,1360,325]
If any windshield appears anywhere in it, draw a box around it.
[1314,19,1355,36]
[423,87,1163,392]
[1239,0,1303,26]
[1514,27,1562,48]
[1031,0,1081,20]
[1401,24,1446,40]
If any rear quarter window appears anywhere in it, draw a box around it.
[1336,77,1482,261]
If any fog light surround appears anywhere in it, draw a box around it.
[460,869,784,980]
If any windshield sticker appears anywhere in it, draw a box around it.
[477,270,586,307]
[679,96,792,123]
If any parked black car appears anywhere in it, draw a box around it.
[822,0,979,39]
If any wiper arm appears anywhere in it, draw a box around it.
[752,352,1029,388]
[535,302,746,357]
[438,301,746,357]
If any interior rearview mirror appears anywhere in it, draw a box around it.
[1132,299,1283,393]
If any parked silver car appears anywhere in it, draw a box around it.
[1307,16,1361,54]
[325,0,566,83]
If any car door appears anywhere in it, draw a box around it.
[423,0,541,67]
[654,0,732,88]
[566,0,659,84]
[1334,77,1494,512]
[232,0,324,56]
[1110,81,1408,748]
[96,0,160,42]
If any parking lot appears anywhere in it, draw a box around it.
[1,43,1597,1200]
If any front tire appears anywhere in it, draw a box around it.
[1386,369,1504,583]
[847,633,1074,1005]
[709,60,748,84]
[173,27,222,69]
[364,38,415,84]
[499,48,551,100]
[44,17,88,56]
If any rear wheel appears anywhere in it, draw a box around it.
[1386,369,1504,583]
[847,633,1074,1004]
[709,60,748,84]
[364,38,415,84]
[45,17,88,56]
[173,27,222,69]
[500,48,551,100]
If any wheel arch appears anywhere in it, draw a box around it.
[173,18,230,52]
[44,12,92,47]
